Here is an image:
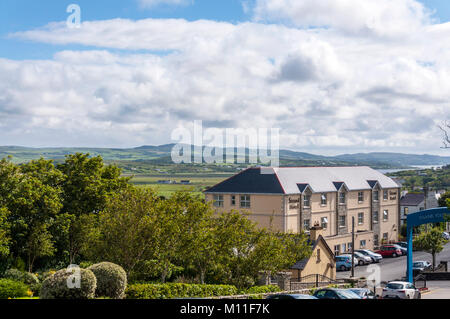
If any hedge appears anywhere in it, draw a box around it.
[0,279,30,299]
[40,268,97,299]
[126,283,238,299]
[88,262,127,299]
[3,269,39,285]
[244,285,281,294]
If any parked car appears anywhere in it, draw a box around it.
[340,254,359,266]
[375,245,402,258]
[353,251,372,265]
[382,281,421,299]
[355,249,383,263]
[413,260,432,273]
[393,243,408,256]
[443,232,450,240]
[313,288,362,299]
[336,255,352,271]
[348,288,377,299]
[266,294,318,300]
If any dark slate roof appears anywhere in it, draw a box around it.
[204,168,285,194]
[400,193,425,206]
[367,180,378,189]
[297,183,309,193]
[333,182,344,191]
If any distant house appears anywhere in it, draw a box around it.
[400,192,439,225]
[180,180,191,185]
[289,225,336,281]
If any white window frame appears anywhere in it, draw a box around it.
[339,215,346,228]
[303,219,311,230]
[373,190,379,201]
[321,217,328,229]
[358,212,364,225]
[360,240,367,249]
[321,193,327,206]
[383,209,389,222]
[213,195,224,207]
[339,192,346,205]
[303,194,311,208]
[383,190,388,201]
[358,191,364,203]
[240,195,251,208]
[373,211,379,223]
[231,195,236,206]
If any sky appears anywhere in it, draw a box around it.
[0,0,450,156]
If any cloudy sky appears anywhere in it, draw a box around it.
[0,0,450,155]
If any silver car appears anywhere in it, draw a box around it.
[353,251,372,265]
[356,249,383,263]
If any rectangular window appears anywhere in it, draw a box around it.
[334,245,340,256]
[321,193,327,205]
[339,192,346,204]
[240,195,251,208]
[358,191,364,203]
[303,194,311,208]
[358,212,364,225]
[360,240,367,249]
[213,195,224,207]
[348,242,353,252]
[404,207,409,215]
[317,249,321,263]
[383,233,388,241]
[339,215,346,228]
[373,211,379,223]
[303,219,310,230]
[383,210,389,221]
[321,217,328,229]
[373,191,379,201]
[383,190,388,200]
[374,234,379,247]
[341,243,347,254]
[231,195,236,206]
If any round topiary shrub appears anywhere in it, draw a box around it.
[4,269,39,285]
[88,262,127,299]
[40,268,97,299]
[0,279,30,299]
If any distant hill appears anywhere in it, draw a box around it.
[0,145,449,169]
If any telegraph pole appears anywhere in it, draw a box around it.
[351,216,355,278]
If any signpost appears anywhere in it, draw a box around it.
[406,207,450,283]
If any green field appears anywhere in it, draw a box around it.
[128,175,230,197]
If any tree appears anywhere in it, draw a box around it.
[86,187,159,274]
[25,223,55,272]
[0,208,10,257]
[439,121,450,149]
[413,227,447,270]
[438,192,450,207]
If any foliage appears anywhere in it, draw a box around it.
[125,283,238,299]
[40,268,97,299]
[413,227,447,269]
[3,268,39,285]
[88,262,127,299]
[244,285,281,294]
[0,279,30,299]
[0,207,10,257]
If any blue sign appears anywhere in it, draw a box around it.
[406,207,450,283]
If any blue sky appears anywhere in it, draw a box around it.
[1,0,448,60]
[0,0,449,154]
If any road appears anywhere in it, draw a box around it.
[336,243,450,283]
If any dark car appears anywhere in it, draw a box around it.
[266,294,318,300]
[348,288,377,299]
[375,245,402,258]
[313,288,361,299]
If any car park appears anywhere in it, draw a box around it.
[313,288,362,299]
[382,281,421,299]
[353,251,372,265]
[266,294,318,299]
[375,245,402,258]
[355,249,383,263]
[348,288,377,299]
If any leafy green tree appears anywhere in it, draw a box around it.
[25,223,55,272]
[438,192,450,207]
[0,208,11,257]
[413,227,447,270]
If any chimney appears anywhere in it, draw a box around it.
[310,223,324,242]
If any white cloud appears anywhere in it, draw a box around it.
[252,0,433,38]
[3,3,450,154]
[138,0,193,8]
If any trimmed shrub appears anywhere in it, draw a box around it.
[0,279,29,299]
[126,283,238,299]
[88,262,127,299]
[40,268,97,299]
[3,269,39,285]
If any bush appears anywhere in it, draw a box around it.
[0,279,30,299]
[3,269,39,285]
[126,283,238,299]
[40,268,97,299]
[88,262,127,299]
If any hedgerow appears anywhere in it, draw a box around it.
[125,283,237,299]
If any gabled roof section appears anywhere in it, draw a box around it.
[290,235,335,270]
[204,167,285,194]
[400,193,425,206]
[296,183,311,193]
[367,180,379,189]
